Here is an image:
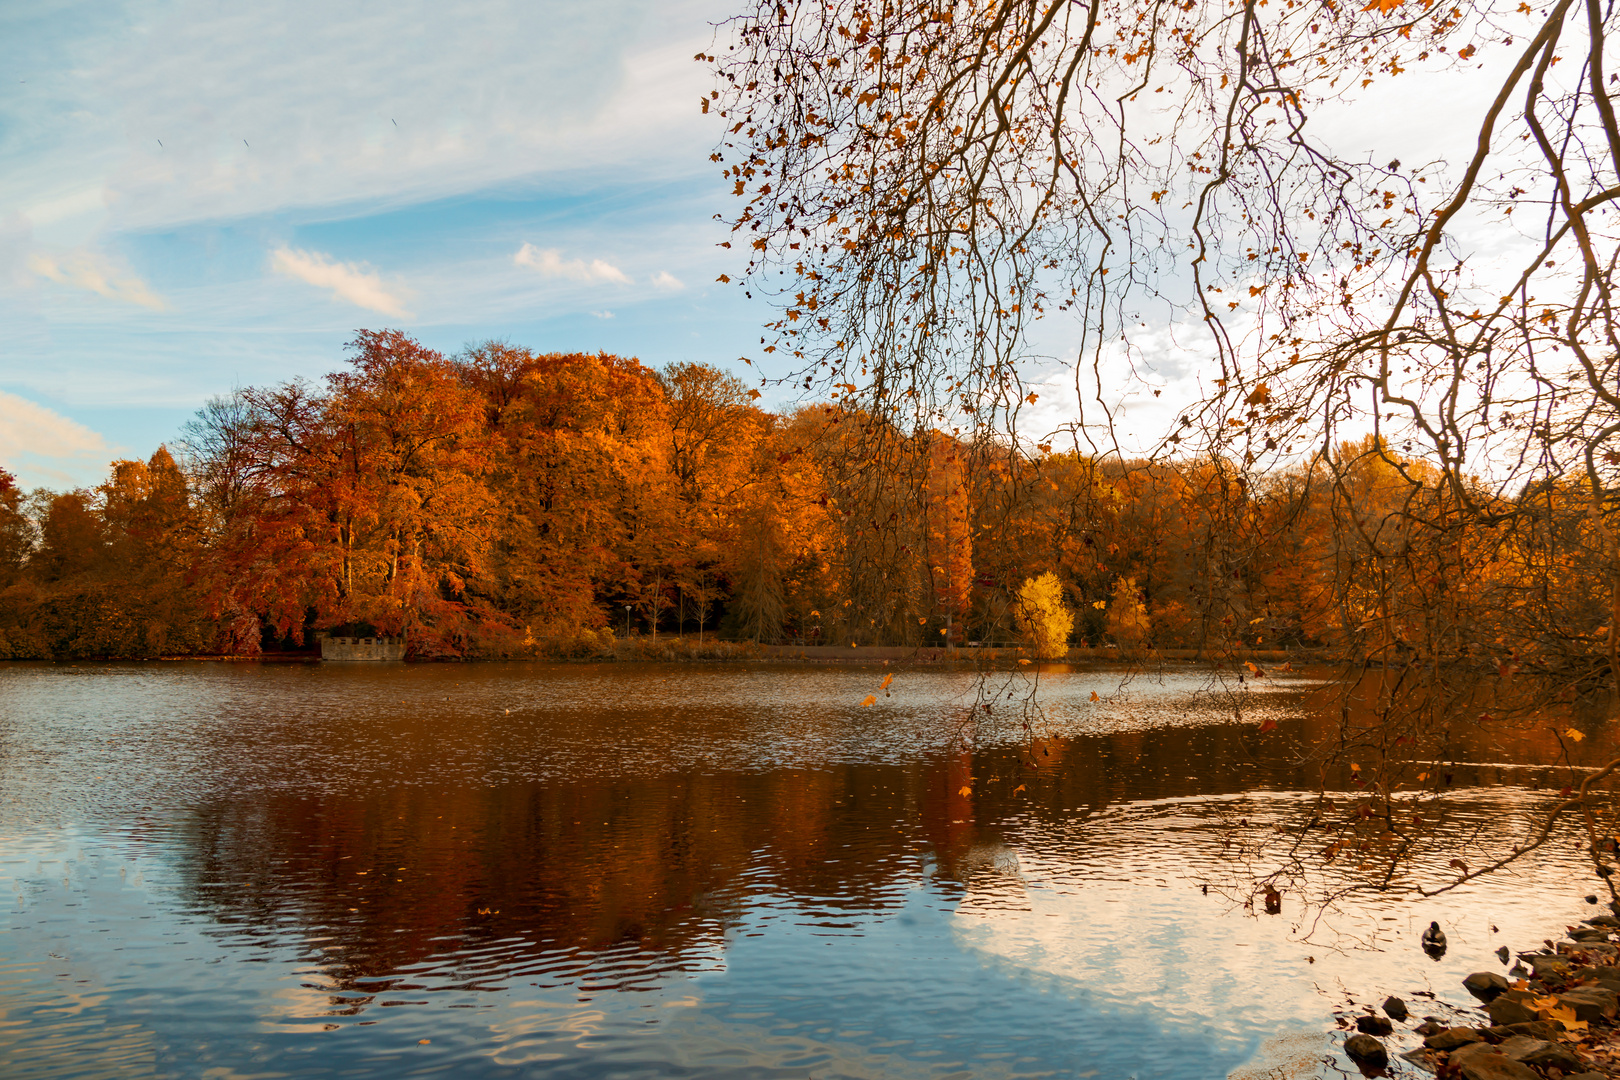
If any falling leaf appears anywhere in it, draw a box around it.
[1090,691,1100,702]
[1025,392,1039,405]
[1566,728,1586,742]
[1013,784,1026,794]
[860,694,877,707]
[1259,717,1278,734]
[880,673,893,690]
[1018,658,1032,665]
[958,785,973,797]
[1417,772,1429,782]
[1349,762,1361,772]
[419,1039,432,1045]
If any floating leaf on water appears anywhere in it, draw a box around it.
[958,785,973,797]
[1566,728,1586,742]
[860,694,876,707]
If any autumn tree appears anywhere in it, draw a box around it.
[925,432,972,643]
[0,468,29,587]
[206,332,501,655]
[1015,572,1073,659]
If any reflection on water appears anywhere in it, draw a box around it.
[0,661,1612,1079]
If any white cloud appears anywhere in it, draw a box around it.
[0,1,727,235]
[0,390,111,487]
[271,247,411,318]
[514,244,631,284]
[651,270,684,291]
[28,250,166,310]
[590,310,615,319]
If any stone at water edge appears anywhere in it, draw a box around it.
[1382,995,1408,1021]
[1484,1020,1559,1041]
[1343,1033,1388,1070]
[1496,945,1511,964]
[1485,996,1539,1026]
[1557,984,1619,1022]
[1449,1045,1539,1080]
[1464,971,1510,1001]
[1355,1014,1393,1036]
[1424,1027,1485,1051]
[1571,965,1620,990]
[1496,1034,1584,1073]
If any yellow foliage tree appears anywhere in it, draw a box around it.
[1015,572,1073,659]
[1106,576,1151,650]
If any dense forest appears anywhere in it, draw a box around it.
[0,329,1610,667]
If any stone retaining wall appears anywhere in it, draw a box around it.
[319,635,404,661]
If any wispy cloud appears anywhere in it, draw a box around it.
[271,247,411,318]
[514,243,630,284]
[28,250,166,310]
[590,310,615,319]
[651,270,684,291]
[0,390,111,487]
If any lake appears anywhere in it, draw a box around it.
[0,660,1611,1079]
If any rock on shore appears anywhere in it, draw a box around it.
[1342,914,1620,1078]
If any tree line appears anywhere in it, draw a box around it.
[0,329,1611,672]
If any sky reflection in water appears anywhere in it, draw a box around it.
[0,661,1610,1079]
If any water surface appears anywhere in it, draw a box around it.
[0,660,1610,1079]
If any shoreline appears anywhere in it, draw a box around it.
[1343,912,1620,1078]
[0,644,1329,667]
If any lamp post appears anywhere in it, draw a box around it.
[625,604,632,638]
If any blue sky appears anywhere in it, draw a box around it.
[0,0,1512,489]
[0,0,766,488]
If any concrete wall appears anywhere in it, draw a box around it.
[319,635,405,661]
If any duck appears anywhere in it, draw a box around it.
[1422,921,1447,958]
